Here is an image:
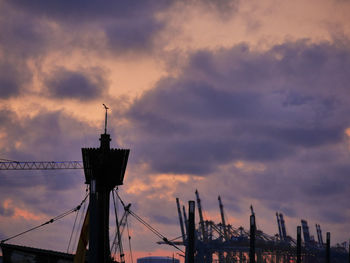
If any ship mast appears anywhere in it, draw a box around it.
[82,105,130,263]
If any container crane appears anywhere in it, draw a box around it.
[301,220,311,245]
[315,224,324,246]
[279,213,288,241]
[276,212,283,241]
[176,198,186,243]
[195,189,208,242]
[218,196,228,241]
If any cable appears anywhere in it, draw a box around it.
[115,190,185,255]
[71,186,89,251]
[67,205,80,253]
[126,217,134,263]
[112,190,125,263]
[1,193,89,244]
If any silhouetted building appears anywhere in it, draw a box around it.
[0,243,74,263]
[137,256,180,263]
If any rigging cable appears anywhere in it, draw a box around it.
[71,186,89,252]
[126,216,134,263]
[1,193,89,244]
[112,189,125,263]
[67,187,89,253]
[115,190,185,255]
[67,204,80,253]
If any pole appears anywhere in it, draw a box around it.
[297,226,301,263]
[188,201,195,263]
[250,214,256,263]
[326,232,330,263]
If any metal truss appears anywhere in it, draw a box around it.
[0,161,83,170]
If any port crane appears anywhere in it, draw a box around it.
[0,160,83,170]
[170,193,349,263]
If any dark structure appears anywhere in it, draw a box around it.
[82,130,129,263]
[188,201,196,263]
[0,107,130,263]
[173,192,349,263]
[1,243,74,263]
[249,215,256,263]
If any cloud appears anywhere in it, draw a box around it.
[5,0,173,54]
[0,108,96,190]
[0,61,22,98]
[0,108,99,243]
[0,200,15,217]
[105,16,164,52]
[44,67,107,100]
[116,40,350,237]
[5,0,171,21]
[124,40,350,176]
[0,3,50,58]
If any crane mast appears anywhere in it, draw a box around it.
[316,224,324,246]
[218,196,228,240]
[195,189,207,242]
[301,220,311,245]
[183,205,188,234]
[176,198,186,243]
[276,212,283,240]
[279,213,287,240]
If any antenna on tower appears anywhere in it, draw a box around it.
[103,104,109,134]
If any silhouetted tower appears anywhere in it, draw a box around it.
[82,105,129,263]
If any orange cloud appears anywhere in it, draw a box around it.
[234,161,266,172]
[345,128,350,137]
[3,199,45,221]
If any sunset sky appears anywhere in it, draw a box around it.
[1,0,350,261]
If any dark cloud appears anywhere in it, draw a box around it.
[5,0,173,54]
[6,0,171,22]
[105,16,164,52]
[124,41,350,175]
[0,61,21,98]
[0,4,47,98]
[45,67,107,100]
[0,3,49,58]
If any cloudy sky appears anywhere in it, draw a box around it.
[1,0,350,261]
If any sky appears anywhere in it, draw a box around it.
[0,0,350,261]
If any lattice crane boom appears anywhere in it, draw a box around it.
[0,161,83,170]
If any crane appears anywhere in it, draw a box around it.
[176,198,186,243]
[279,213,288,241]
[195,189,208,242]
[218,195,228,241]
[276,212,283,241]
[316,224,324,246]
[0,161,83,170]
[301,219,311,245]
